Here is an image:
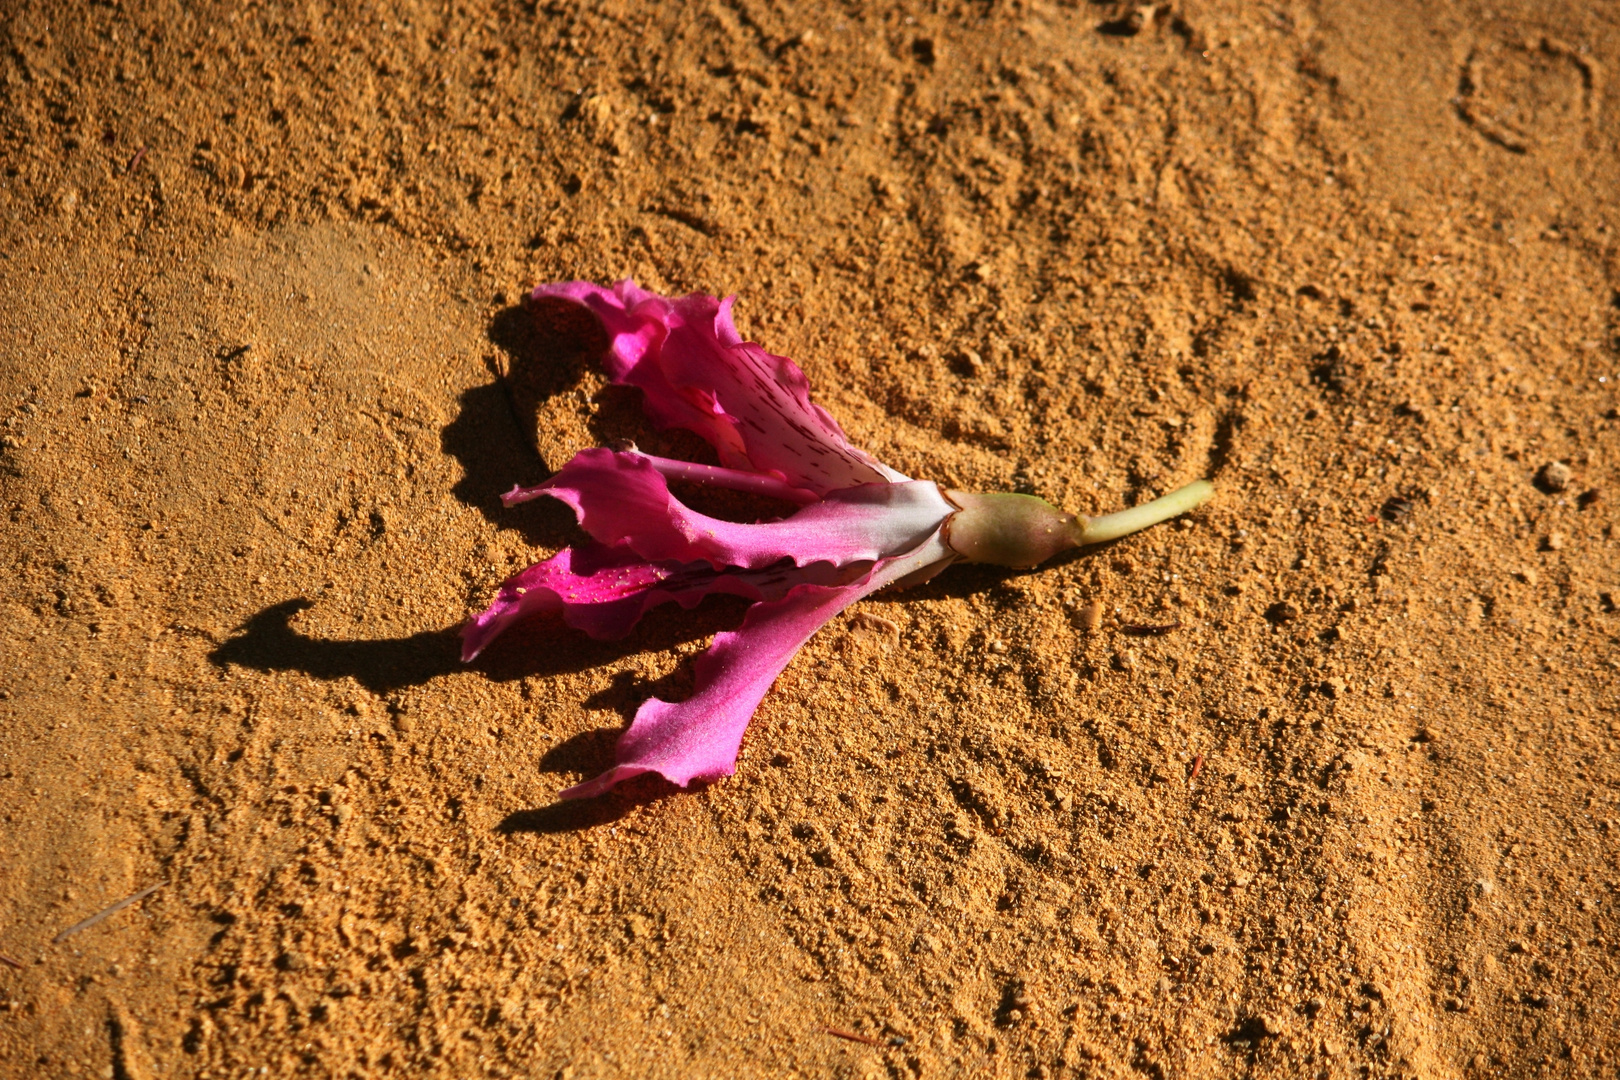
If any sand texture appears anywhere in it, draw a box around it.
[2,0,1619,1077]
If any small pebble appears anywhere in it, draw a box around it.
[1075,600,1103,632]
[1320,677,1347,699]
[1538,461,1572,492]
[1265,600,1300,624]
[1543,531,1565,551]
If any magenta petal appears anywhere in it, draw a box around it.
[532,281,904,495]
[521,448,688,555]
[460,544,660,658]
[518,448,954,571]
[631,453,821,505]
[558,533,953,799]
[460,542,869,659]
[506,453,821,508]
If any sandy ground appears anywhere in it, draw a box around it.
[2,0,1619,1077]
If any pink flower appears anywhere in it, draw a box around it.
[463,280,1213,799]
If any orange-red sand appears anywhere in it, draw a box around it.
[2,1,1618,1076]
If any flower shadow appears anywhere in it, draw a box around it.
[207,598,465,693]
[493,772,688,834]
[208,594,753,695]
[439,300,610,546]
[438,379,577,548]
[207,594,747,835]
[501,707,703,832]
[207,594,747,837]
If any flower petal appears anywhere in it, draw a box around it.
[533,280,905,494]
[616,452,822,505]
[506,448,953,572]
[459,542,868,659]
[504,451,820,510]
[558,533,954,799]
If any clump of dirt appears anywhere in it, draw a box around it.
[1,0,1617,1077]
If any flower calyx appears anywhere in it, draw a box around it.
[941,480,1217,569]
[941,491,1082,568]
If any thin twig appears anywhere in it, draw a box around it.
[1121,620,1182,637]
[1189,753,1206,784]
[0,953,23,970]
[822,1026,884,1047]
[53,881,168,943]
[126,146,148,173]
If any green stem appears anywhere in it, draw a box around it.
[1077,480,1215,545]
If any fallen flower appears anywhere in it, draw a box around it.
[463,280,1213,799]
